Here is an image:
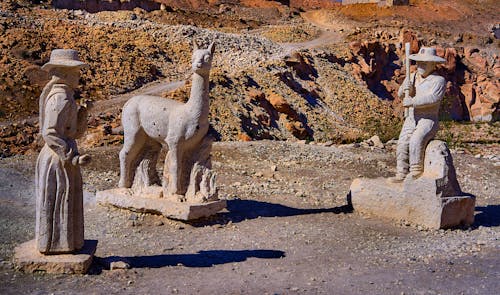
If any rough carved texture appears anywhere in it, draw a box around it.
[119,42,218,203]
[394,49,446,179]
[96,187,226,220]
[35,50,90,254]
[350,140,475,229]
[14,239,97,274]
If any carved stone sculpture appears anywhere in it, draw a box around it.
[349,46,475,229]
[350,140,475,229]
[14,49,96,274]
[391,47,447,182]
[97,41,225,220]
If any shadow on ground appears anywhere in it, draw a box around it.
[473,205,500,228]
[189,199,353,227]
[94,249,285,273]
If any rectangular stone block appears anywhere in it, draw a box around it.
[350,178,475,229]
[96,187,226,221]
[14,239,97,274]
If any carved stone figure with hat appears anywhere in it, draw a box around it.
[350,45,475,230]
[14,49,97,274]
[14,49,96,274]
[390,46,447,182]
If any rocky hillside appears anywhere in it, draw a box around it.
[0,0,498,157]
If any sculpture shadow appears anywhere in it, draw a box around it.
[473,205,500,228]
[94,249,285,272]
[189,199,353,227]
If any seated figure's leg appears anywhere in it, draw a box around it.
[394,119,415,180]
[409,119,438,177]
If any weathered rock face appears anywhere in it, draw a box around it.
[344,30,499,122]
[350,140,475,229]
[460,47,500,122]
[434,46,499,122]
[347,40,395,100]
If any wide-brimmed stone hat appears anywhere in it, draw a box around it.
[41,49,88,71]
[409,47,446,63]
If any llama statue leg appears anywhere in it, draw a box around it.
[119,129,146,188]
[163,144,185,200]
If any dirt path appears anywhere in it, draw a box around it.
[0,141,498,294]
[90,80,185,115]
[274,11,346,59]
[278,29,342,57]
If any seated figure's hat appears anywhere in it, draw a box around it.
[409,47,446,63]
[41,49,87,71]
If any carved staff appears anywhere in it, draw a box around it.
[404,42,414,119]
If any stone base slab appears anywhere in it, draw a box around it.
[96,187,226,220]
[350,177,475,229]
[14,239,97,274]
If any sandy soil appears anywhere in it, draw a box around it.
[0,141,498,294]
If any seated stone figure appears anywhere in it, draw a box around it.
[390,47,446,182]
[349,45,475,229]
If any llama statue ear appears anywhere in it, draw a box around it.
[193,39,199,51]
[208,42,216,54]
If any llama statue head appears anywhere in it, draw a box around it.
[192,40,215,75]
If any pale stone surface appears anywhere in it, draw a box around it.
[35,49,91,254]
[110,260,131,270]
[118,41,219,203]
[394,47,447,181]
[14,239,97,274]
[99,41,226,220]
[96,187,227,221]
[350,140,475,229]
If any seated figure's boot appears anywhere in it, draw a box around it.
[405,165,423,181]
[387,173,406,183]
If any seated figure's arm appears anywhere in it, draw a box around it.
[398,74,416,98]
[412,77,445,108]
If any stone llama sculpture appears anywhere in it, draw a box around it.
[349,45,475,229]
[97,41,225,220]
[14,49,97,274]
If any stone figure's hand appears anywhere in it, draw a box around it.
[402,78,412,92]
[78,154,91,166]
[403,97,414,107]
[402,78,416,96]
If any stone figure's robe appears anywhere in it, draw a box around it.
[396,72,446,175]
[35,82,87,254]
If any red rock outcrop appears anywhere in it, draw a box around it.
[345,30,499,122]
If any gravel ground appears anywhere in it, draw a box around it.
[0,141,498,294]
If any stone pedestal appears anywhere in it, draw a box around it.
[350,178,475,229]
[350,140,475,229]
[14,239,97,274]
[96,186,226,221]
